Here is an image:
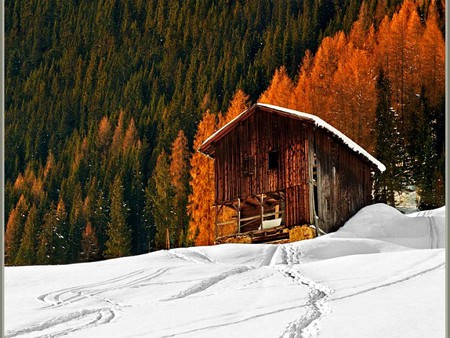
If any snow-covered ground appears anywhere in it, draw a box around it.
[5,204,446,338]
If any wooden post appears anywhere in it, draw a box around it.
[166,228,170,250]
[215,204,225,239]
[275,204,280,219]
[237,198,241,233]
[259,194,265,230]
[215,205,220,239]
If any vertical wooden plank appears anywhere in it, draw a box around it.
[237,198,241,233]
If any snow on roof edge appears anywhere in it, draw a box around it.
[200,103,386,172]
[259,104,386,172]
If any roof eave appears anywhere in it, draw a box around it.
[198,104,258,156]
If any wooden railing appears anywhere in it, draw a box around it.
[216,209,285,235]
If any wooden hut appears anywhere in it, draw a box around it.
[199,103,385,243]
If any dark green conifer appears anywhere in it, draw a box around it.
[15,205,39,266]
[373,69,403,205]
[104,175,131,259]
[151,150,175,250]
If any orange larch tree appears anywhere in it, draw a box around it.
[328,17,377,152]
[382,0,417,137]
[170,129,190,247]
[419,2,445,107]
[258,66,294,108]
[332,47,377,152]
[187,111,217,246]
[5,195,30,265]
[219,89,251,126]
[307,32,347,120]
[289,50,314,113]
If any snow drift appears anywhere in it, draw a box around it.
[330,203,445,249]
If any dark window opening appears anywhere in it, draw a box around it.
[243,156,255,176]
[268,151,279,170]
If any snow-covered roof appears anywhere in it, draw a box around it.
[199,103,386,172]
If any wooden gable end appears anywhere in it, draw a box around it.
[214,108,311,226]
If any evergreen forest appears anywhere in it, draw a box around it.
[5,0,446,265]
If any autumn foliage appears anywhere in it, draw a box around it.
[187,111,217,246]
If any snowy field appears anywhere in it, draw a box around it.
[5,204,446,338]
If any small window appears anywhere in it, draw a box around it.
[243,156,255,176]
[268,151,279,170]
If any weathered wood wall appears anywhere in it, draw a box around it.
[312,129,373,233]
[214,109,310,226]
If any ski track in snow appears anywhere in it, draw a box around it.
[331,261,445,302]
[159,304,307,338]
[167,249,217,264]
[162,266,254,301]
[239,269,276,289]
[37,268,170,308]
[7,268,170,338]
[6,307,117,338]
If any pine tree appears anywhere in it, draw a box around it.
[143,175,157,251]
[37,203,57,265]
[68,185,85,263]
[104,175,131,259]
[170,130,190,247]
[419,2,445,107]
[373,69,403,205]
[414,85,442,210]
[151,150,175,250]
[127,147,145,254]
[80,221,100,262]
[53,198,69,264]
[84,177,109,256]
[15,205,39,266]
[418,1,445,206]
